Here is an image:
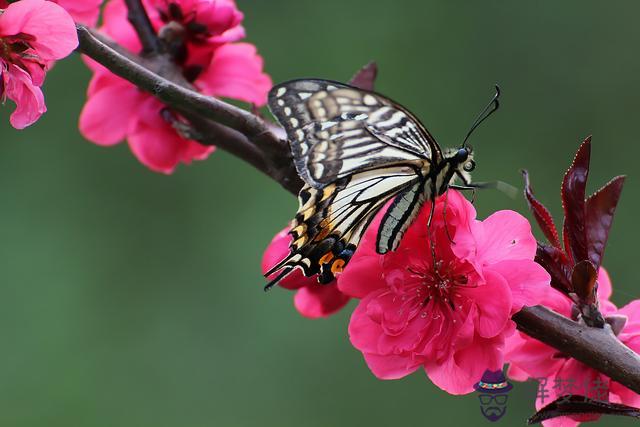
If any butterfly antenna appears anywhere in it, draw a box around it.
[461,84,501,148]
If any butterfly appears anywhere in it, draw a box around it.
[264,79,500,289]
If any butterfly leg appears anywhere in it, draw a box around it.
[449,184,477,204]
[442,189,456,244]
[426,197,438,268]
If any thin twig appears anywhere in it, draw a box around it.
[74,24,640,392]
[124,0,163,55]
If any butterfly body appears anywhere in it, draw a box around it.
[265,79,493,288]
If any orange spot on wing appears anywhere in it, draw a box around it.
[319,252,335,265]
[331,259,346,274]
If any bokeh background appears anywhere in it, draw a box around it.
[1,1,639,425]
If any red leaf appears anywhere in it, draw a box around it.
[535,243,573,295]
[586,175,625,269]
[349,61,378,91]
[561,137,591,263]
[522,170,562,249]
[571,259,598,303]
[528,395,640,425]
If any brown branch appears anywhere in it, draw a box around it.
[74,24,640,393]
[76,26,273,141]
[75,25,302,194]
[124,0,163,55]
[514,306,640,394]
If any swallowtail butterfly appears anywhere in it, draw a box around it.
[265,79,499,289]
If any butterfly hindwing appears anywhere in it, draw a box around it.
[376,179,431,254]
[265,166,422,286]
[268,79,441,188]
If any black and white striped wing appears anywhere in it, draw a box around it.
[265,165,422,287]
[376,179,429,254]
[268,79,441,188]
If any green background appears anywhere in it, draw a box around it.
[0,0,638,425]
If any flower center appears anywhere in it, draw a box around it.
[0,38,10,60]
[408,259,468,311]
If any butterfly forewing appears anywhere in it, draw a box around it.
[268,79,441,188]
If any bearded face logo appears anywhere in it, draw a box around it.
[474,369,513,422]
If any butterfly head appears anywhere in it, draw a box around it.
[446,146,475,185]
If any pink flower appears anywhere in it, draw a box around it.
[262,227,350,319]
[0,0,100,25]
[52,0,102,25]
[153,0,245,45]
[79,0,271,173]
[337,191,551,395]
[506,270,640,427]
[0,0,77,128]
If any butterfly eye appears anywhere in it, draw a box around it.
[463,160,476,172]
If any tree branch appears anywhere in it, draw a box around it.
[514,306,640,394]
[124,0,163,55]
[76,26,274,142]
[75,25,302,194]
[74,25,640,394]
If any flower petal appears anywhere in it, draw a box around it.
[464,210,537,266]
[127,98,213,173]
[596,266,612,301]
[337,247,385,298]
[197,43,272,106]
[4,63,46,129]
[0,0,78,60]
[424,334,504,395]
[348,290,388,354]
[53,0,102,26]
[488,259,551,313]
[293,284,350,319]
[362,352,420,380]
[459,269,512,338]
[79,78,141,146]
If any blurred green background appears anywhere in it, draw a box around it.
[1,0,639,425]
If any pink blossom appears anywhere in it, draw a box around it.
[51,0,102,25]
[79,0,271,173]
[337,191,551,394]
[0,0,77,128]
[505,269,640,427]
[262,227,350,319]
[0,0,101,24]
[152,0,245,45]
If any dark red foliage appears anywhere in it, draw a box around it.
[349,61,378,91]
[562,138,591,263]
[523,137,625,327]
[524,170,562,249]
[586,176,626,268]
[535,243,572,293]
[528,395,640,425]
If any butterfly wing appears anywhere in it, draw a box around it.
[268,79,442,188]
[376,179,430,254]
[265,165,422,288]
